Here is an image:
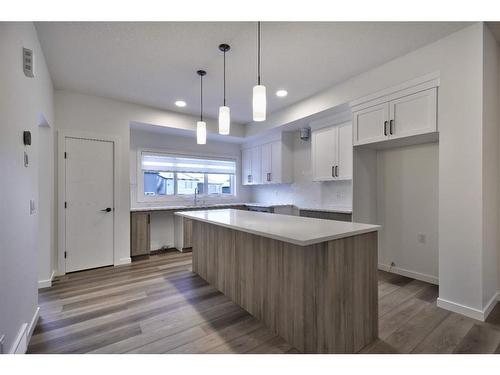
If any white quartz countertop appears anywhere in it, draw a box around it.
[130,203,248,212]
[131,202,351,213]
[175,209,379,246]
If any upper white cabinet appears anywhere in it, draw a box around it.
[311,121,352,181]
[352,86,437,146]
[241,133,293,186]
[242,146,261,185]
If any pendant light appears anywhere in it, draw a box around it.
[218,43,231,135]
[196,70,207,145]
[252,21,266,122]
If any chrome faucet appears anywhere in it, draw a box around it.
[194,187,198,206]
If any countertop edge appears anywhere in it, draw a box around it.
[175,210,379,246]
[131,203,353,214]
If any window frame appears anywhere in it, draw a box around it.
[136,148,239,203]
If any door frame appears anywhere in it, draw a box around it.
[57,129,121,275]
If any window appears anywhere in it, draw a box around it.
[140,152,236,198]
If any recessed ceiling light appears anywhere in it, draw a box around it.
[276,90,288,98]
[175,100,186,107]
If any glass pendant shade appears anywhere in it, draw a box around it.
[196,121,206,145]
[252,84,266,122]
[218,106,231,135]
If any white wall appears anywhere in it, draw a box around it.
[54,91,246,268]
[482,24,499,306]
[38,123,56,287]
[130,127,251,249]
[251,130,352,209]
[0,22,54,353]
[377,143,439,284]
[245,23,496,318]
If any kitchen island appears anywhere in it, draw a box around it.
[175,209,380,353]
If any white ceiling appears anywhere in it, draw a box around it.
[36,22,470,124]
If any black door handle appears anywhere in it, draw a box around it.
[101,207,112,212]
[390,120,394,135]
[384,121,388,136]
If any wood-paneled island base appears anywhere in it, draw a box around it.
[175,209,380,353]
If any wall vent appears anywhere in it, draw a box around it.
[23,47,34,78]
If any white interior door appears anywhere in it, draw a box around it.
[65,137,114,272]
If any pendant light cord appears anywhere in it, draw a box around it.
[200,74,203,121]
[257,21,261,85]
[223,49,226,106]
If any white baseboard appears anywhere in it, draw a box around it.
[437,292,500,322]
[378,263,438,285]
[38,270,55,289]
[115,257,131,266]
[9,306,39,354]
[27,306,40,341]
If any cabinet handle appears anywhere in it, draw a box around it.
[384,121,388,136]
[247,174,251,183]
[389,120,394,135]
[335,165,339,177]
[332,166,335,177]
[267,172,271,182]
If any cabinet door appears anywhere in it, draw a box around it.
[130,212,150,257]
[242,148,252,185]
[389,87,437,140]
[270,141,282,183]
[336,122,353,180]
[261,142,272,184]
[352,102,389,145]
[312,127,336,181]
[251,146,262,184]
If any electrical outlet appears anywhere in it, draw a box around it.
[417,233,426,244]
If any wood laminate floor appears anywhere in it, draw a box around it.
[29,251,500,354]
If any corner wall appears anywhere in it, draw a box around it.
[482,25,499,308]
[246,23,494,318]
[0,22,54,353]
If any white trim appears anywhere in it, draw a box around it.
[349,71,441,109]
[308,110,352,131]
[38,270,55,289]
[9,307,39,354]
[58,129,121,274]
[10,323,28,354]
[437,292,500,322]
[378,263,438,285]
[483,292,500,320]
[136,147,240,204]
[116,257,132,266]
[27,307,40,341]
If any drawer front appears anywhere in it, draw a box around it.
[299,210,352,222]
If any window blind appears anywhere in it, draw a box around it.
[141,152,236,174]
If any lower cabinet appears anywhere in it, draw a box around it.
[130,212,151,257]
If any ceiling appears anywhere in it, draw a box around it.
[36,22,470,124]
